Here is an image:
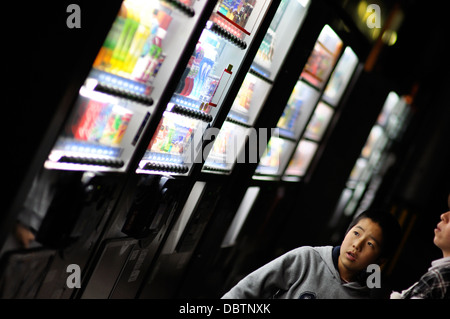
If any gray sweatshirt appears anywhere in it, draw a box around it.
[222,246,371,299]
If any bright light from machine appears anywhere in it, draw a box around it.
[358,1,368,19]
[296,0,310,8]
[371,28,380,40]
[382,30,397,46]
[84,78,98,91]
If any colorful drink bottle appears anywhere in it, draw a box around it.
[73,100,104,141]
[93,5,127,70]
[109,4,139,74]
[133,10,172,84]
[181,43,204,96]
[118,10,140,74]
[123,7,152,75]
[191,33,218,99]
[91,103,112,142]
[141,43,162,83]
[112,112,133,145]
[131,16,159,82]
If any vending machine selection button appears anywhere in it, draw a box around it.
[142,162,189,174]
[209,22,247,49]
[89,69,154,106]
[58,156,124,168]
[171,104,213,122]
[161,0,195,17]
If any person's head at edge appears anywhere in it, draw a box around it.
[433,193,450,258]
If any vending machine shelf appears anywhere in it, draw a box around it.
[208,22,248,49]
[142,162,189,174]
[170,104,213,122]
[136,0,272,177]
[201,165,230,174]
[224,116,252,128]
[214,0,265,36]
[248,66,273,84]
[161,0,195,17]
[89,68,154,106]
[58,156,125,169]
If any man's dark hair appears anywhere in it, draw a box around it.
[346,209,402,259]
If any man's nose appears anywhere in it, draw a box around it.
[353,238,364,251]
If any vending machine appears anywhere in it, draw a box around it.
[221,23,359,252]
[180,0,405,297]
[44,0,218,174]
[0,0,222,299]
[253,24,348,180]
[135,0,274,177]
[173,0,325,298]
[328,92,412,236]
[206,26,363,293]
[74,0,277,299]
[282,45,360,181]
[189,7,380,294]
[201,0,311,175]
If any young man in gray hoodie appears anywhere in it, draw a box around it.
[222,209,402,299]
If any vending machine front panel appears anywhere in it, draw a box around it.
[300,24,343,90]
[202,0,311,175]
[283,138,318,180]
[137,0,273,176]
[282,43,360,181]
[44,0,213,173]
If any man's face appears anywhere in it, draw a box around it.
[433,194,450,257]
[339,218,384,281]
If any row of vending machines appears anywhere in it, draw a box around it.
[0,0,410,298]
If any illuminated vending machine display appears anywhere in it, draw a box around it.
[283,45,359,181]
[253,24,347,180]
[136,0,273,176]
[202,0,311,174]
[45,0,211,173]
[1,0,220,299]
[334,92,411,218]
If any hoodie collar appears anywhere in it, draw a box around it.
[332,246,340,271]
[332,246,369,287]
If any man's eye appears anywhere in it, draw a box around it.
[368,242,374,247]
[353,231,359,236]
